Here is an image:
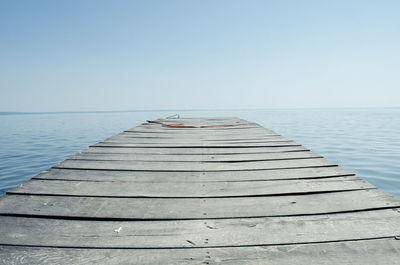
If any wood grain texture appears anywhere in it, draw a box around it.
[0,210,399,248]
[1,239,400,265]
[92,141,300,148]
[8,177,372,197]
[70,150,321,162]
[1,189,398,220]
[82,145,309,154]
[33,166,354,182]
[104,136,290,144]
[55,157,335,171]
[113,133,284,140]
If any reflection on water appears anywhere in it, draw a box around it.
[0,108,399,198]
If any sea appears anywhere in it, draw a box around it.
[1,108,399,198]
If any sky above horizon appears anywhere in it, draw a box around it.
[1,0,399,112]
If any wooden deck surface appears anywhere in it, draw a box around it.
[0,117,399,264]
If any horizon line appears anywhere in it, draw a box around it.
[1,106,400,115]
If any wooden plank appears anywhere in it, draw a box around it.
[142,123,263,128]
[131,124,266,131]
[92,141,299,148]
[1,189,398,220]
[108,132,286,140]
[116,130,280,137]
[70,151,322,162]
[8,177,373,197]
[113,133,284,140]
[55,157,335,171]
[127,128,270,135]
[102,138,293,144]
[125,127,274,134]
[0,209,399,248]
[122,131,281,138]
[1,239,400,265]
[104,137,291,144]
[33,166,354,182]
[82,145,309,154]
[124,127,276,133]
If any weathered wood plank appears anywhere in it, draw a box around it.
[125,127,274,134]
[1,239,400,265]
[114,133,284,141]
[92,141,299,148]
[126,128,271,135]
[8,177,373,197]
[108,131,285,140]
[135,123,253,128]
[122,131,281,138]
[0,210,399,248]
[1,189,398,220]
[104,137,291,144]
[55,157,335,171]
[130,124,266,131]
[83,145,309,154]
[70,151,322,162]
[33,166,354,182]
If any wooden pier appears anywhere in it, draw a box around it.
[0,117,399,264]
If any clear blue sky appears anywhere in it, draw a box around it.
[1,0,399,112]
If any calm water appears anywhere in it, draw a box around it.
[0,108,399,198]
